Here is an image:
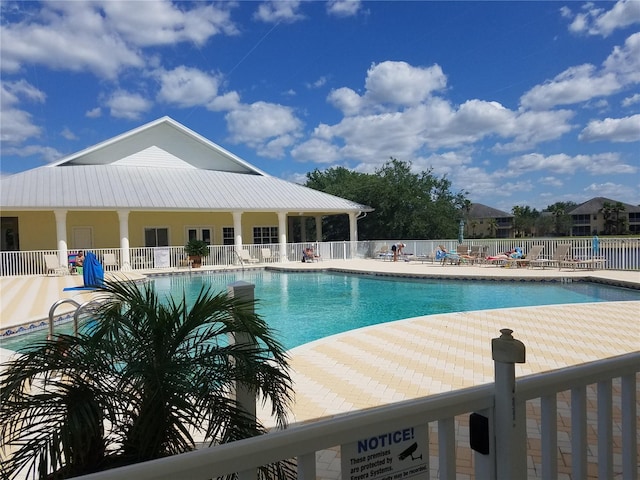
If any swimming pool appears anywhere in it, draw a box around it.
[3,271,639,352]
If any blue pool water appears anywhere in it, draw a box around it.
[4,271,639,351]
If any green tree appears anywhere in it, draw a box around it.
[545,202,576,236]
[511,205,540,237]
[612,201,627,234]
[487,218,499,238]
[1,281,293,479]
[305,158,468,240]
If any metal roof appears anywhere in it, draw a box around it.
[1,117,372,214]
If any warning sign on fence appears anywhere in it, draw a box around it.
[341,425,428,480]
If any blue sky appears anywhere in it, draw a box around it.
[1,1,639,212]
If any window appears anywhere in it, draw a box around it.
[186,227,212,244]
[253,226,278,244]
[222,227,234,246]
[145,227,169,247]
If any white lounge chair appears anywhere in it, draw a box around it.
[239,249,259,264]
[530,244,571,269]
[260,248,276,263]
[44,254,67,276]
[103,253,118,271]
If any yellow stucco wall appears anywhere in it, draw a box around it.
[4,210,282,250]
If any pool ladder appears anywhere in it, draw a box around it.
[47,297,105,337]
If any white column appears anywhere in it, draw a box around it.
[53,209,69,268]
[278,211,288,261]
[233,211,243,250]
[349,212,357,259]
[117,210,131,271]
[315,215,323,242]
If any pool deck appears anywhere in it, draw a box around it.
[1,260,639,479]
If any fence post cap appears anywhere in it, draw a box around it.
[492,328,526,363]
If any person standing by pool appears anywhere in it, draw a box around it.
[391,243,405,262]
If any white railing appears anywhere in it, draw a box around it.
[1,237,639,276]
[77,335,639,480]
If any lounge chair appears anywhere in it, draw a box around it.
[437,245,460,265]
[302,247,320,263]
[44,254,67,276]
[261,248,276,263]
[485,247,523,267]
[511,245,544,268]
[239,249,259,264]
[560,256,607,271]
[103,253,118,271]
[530,244,571,269]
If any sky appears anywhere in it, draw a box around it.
[1,0,639,213]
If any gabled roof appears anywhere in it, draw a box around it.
[1,117,372,214]
[568,197,640,215]
[48,116,267,175]
[468,203,512,219]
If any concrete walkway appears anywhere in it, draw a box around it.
[1,260,639,479]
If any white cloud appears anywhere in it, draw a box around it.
[579,114,640,142]
[254,1,304,23]
[327,0,361,18]
[562,0,640,37]
[101,1,238,47]
[364,61,447,108]
[603,32,640,84]
[1,144,61,163]
[291,138,341,164]
[0,80,45,143]
[105,90,152,120]
[584,182,638,203]
[156,66,221,108]
[622,93,640,107]
[0,1,237,79]
[520,64,620,110]
[328,61,447,115]
[225,101,302,156]
[506,152,636,176]
[60,127,77,141]
[85,107,102,118]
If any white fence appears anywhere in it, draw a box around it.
[77,334,639,480]
[1,237,639,276]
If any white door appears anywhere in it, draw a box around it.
[73,227,93,249]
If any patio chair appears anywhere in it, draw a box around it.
[511,245,544,268]
[44,254,67,276]
[560,256,607,271]
[437,245,460,265]
[239,249,259,264]
[530,244,571,269]
[103,253,118,271]
[261,248,275,263]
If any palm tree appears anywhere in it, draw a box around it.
[600,201,614,235]
[487,218,498,238]
[1,280,294,479]
[612,201,626,234]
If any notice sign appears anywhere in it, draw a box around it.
[341,425,428,480]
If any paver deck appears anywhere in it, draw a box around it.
[1,260,639,479]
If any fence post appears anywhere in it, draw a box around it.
[227,281,258,480]
[492,328,526,480]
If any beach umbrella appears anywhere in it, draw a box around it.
[83,251,104,288]
[458,220,464,244]
[592,235,600,256]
